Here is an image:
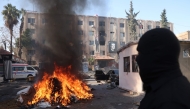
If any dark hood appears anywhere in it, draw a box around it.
[136,28,182,87]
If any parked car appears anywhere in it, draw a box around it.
[94,69,119,85]
[94,70,106,83]
[106,69,119,85]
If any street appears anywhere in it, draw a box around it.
[0,74,144,109]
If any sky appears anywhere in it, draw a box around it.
[0,0,190,35]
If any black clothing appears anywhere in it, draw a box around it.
[136,28,190,109]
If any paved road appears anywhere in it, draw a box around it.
[0,74,144,109]
[67,79,144,109]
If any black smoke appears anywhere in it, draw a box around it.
[29,0,105,77]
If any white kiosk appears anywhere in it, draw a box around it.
[117,41,143,93]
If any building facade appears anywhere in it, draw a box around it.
[177,31,190,40]
[21,11,173,68]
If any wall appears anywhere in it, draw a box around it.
[177,31,190,40]
[118,44,143,93]
[179,42,190,81]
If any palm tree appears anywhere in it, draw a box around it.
[2,4,20,54]
[18,8,26,58]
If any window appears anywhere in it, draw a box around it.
[132,55,139,72]
[27,50,35,55]
[100,50,105,55]
[42,18,47,24]
[78,20,83,25]
[28,18,35,24]
[110,22,114,24]
[120,42,125,47]
[90,51,94,55]
[27,67,35,70]
[156,26,160,28]
[89,40,94,45]
[120,32,125,37]
[99,31,105,36]
[168,26,170,30]
[120,23,124,28]
[89,21,94,26]
[99,21,105,26]
[13,67,24,71]
[99,31,106,45]
[110,32,114,40]
[89,31,94,36]
[124,57,130,72]
[29,29,35,35]
[147,25,151,30]
[78,30,83,35]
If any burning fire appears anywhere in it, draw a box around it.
[28,65,93,106]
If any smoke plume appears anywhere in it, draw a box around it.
[29,0,105,76]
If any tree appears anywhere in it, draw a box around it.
[2,4,20,54]
[0,26,19,51]
[15,29,34,49]
[88,57,94,65]
[18,8,26,58]
[160,9,168,28]
[125,1,139,40]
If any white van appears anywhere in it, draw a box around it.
[0,63,38,79]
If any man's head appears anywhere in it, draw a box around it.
[136,28,181,84]
[111,43,115,51]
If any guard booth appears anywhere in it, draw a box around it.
[0,49,13,80]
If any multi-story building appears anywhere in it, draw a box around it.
[177,31,190,40]
[20,11,173,69]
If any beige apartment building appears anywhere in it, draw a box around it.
[20,11,173,68]
[177,31,190,40]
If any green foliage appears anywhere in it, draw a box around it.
[88,57,94,65]
[2,3,21,53]
[2,4,20,31]
[125,1,139,40]
[160,9,168,28]
[16,29,35,48]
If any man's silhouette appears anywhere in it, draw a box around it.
[136,28,190,109]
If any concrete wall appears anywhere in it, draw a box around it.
[177,31,190,40]
[179,42,190,81]
[118,44,143,93]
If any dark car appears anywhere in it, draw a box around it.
[94,69,119,85]
[106,69,119,85]
[94,70,106,83]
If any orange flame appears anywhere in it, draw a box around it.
[28,65,93,106]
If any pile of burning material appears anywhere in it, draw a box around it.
[17,64,93,108]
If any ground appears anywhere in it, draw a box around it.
[0,73,144,109]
